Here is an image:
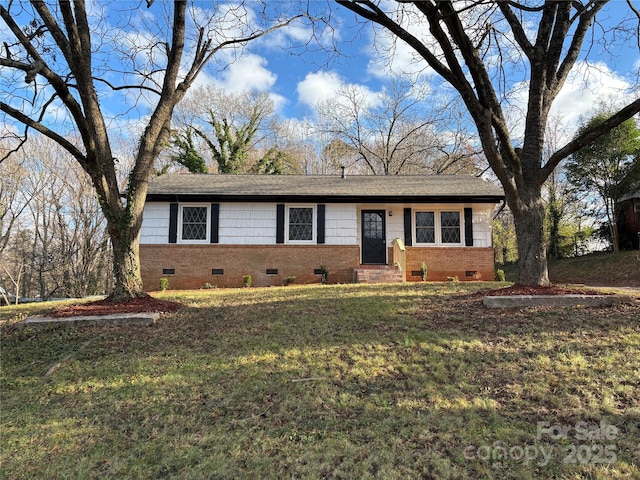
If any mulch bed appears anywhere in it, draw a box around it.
[45,284,610,318]
[462,284,613,301]
[479,284,607,297]
[47,295,183,318]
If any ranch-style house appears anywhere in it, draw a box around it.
[140,173,505,289]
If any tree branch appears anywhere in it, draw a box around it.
[0,100,87,165]
[498,3,534,58]
[544,97,640,178]
[92,76,162,96]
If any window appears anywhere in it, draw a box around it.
[288,206,313,242]
[440,211,461,244]
[415,211,435,244]
[412,209,463,245]
[181,205,208,242]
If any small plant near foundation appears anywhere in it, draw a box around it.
[420,261,428,281]
[319,264,329,284]
[284,276,296,286]
[447,276,459,282]
[159,277,169,291]
[496,269,506,282]
[202,282,215,289]
[243,275,252,288]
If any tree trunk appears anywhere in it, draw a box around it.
[108,218,145,301]
[512,194,551,286]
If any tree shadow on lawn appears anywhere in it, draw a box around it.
[2,287,639,478]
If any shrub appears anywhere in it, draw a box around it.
[447,276,459,283]
[420,261,428,281]
[243,275,252,288]
[159,277,169,291]
[496,269,506,282]
[319,264,329,284]
[203,283,214,289]
[284,276,296,286]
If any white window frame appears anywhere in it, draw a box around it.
[179,204,210,244]
[439,210,463,245]
[413,208,463,246]
[286,205,315,244]
[415,210,436,245]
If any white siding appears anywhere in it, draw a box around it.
[141,202,170,244]
[471,205,494,248]
[386,206,404,245]
[219,203,277,244]
[325,204,358,245]
[140,200,498,247]
[359,203,498,249]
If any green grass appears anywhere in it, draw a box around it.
[500,250,640,287]
[2,283,639,479]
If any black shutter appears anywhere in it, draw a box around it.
[403,208,412,246]
[169,203,178,244]
[317,204,325,244]
[464,207,473,246]
[276,204,285,244]
[210,203,219,243]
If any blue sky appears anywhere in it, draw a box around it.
[156,0,640,154]
[2,1,640,150]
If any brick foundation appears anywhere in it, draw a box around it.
[398,246,495,282]
[141,244,360,290]
[141,244,495,290]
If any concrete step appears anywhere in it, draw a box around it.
[354,267,403,284]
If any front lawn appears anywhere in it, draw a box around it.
[1,283,639,479]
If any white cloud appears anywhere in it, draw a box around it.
[217,54,278,92]
[550,61,633,127]
[187,54,287,113]
[505,60,637,145]
[296,71,344,108]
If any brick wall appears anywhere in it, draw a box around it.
[141,244,496,290]
[141,244,360,290]
[400,246,495,282]
[623,200,640,249]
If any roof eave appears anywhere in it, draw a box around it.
[145,193,505,204]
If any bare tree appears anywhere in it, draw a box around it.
[0,151,30,257]
[337,1,640,285]
[0,1,309,300]
[317,78,478,175]
[0,136,111,300]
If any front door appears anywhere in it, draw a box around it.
[361,210,386,264]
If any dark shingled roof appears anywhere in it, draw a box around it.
[146,174,505,203]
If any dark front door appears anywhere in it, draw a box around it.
[362,210,386,264]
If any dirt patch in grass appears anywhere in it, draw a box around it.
[46,294,183,317]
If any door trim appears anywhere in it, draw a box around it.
[361,210,387,264]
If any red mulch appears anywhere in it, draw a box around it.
[45,284,608,318]
[479,284,606,297]
[47,294,183,318]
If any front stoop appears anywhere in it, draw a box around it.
[354,265,404,284]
